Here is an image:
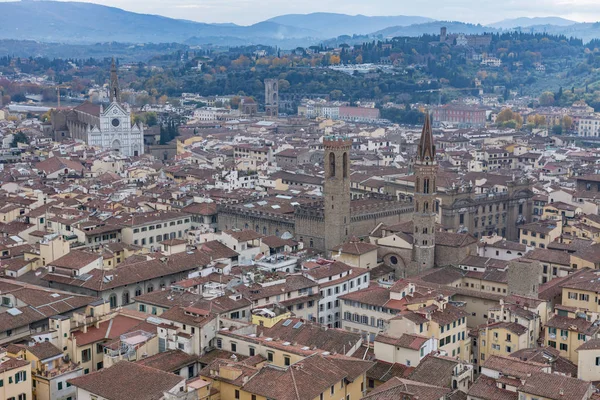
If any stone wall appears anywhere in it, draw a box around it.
[435,242,477,268]
[507,259,542,298]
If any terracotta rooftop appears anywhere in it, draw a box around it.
[68,360,184,400]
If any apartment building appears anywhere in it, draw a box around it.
[156,306,218,356]
[116,211,192,250]
[8,342,82,400]
[0,347,31,400]
[519,220,562,249]
[216,317,363,366]
[237,275,320,322]
[478,322,529,366]
[373,333,438,367]
[545,312,600,364]
[200,354,372,400]
[387,303,470,361]
[303,261,370,328]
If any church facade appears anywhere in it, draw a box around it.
[57,59,144,157]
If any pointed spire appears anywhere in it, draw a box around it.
[418,111,436,162]
[109,57,120,103]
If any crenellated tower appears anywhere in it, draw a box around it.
[412,112,437,271]
[323,136,351,253]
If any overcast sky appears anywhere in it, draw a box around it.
[26,0,600,25]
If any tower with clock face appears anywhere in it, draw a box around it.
[87,59,144,157]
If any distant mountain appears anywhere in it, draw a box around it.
[267,13,435,38]
[488,17,577,30]
[375,21,497,38]
[0,1,318,45]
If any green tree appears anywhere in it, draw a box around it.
[539,92,555,106]
[11,132,28,147]
[145,112,158,127]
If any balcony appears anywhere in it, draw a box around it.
[36,361,81,378]
[453,366,472,382]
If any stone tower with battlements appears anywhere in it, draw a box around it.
[109,58,120,104]
[264,79,279,117]
[412,112,437,272]
[324,136,351,253]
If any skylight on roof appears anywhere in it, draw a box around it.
[282,319,292,326]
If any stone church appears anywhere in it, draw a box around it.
[371,113,477,277]
[53,59,144,157]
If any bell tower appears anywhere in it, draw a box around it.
[412,112,437,271]
[109,58,120,104]
[324,136,351,253]
[264,79,279,117]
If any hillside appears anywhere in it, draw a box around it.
[488,17,577,29]
[267,13,434,38]
[0,1,317,44]
[375,21,497,38]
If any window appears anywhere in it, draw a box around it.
[235,390,240,399]
[267,352,274,362]
[96,343,104,354]
[560,343,568,351]
[596,356,600,366]
[249,347,255,356]
[81,349,91,363]
[58,382,63,390]
[548,341,556,348]
[231,343,237,352]
[284,356,291,366]
[331,385,335,395]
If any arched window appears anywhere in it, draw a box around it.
[424,202,429,211]
[147,284,154,293]
[423,227,428,234]
[109,294,117,309]
[122,291,130,305]
[416,178,420,193]
[415,202,419,212]
[245,223,249,229]
[424,178,430,194]
[275,229,280,237]
[329,153,336,178]
[135,287,142,297]
[309,239,314,248]
[343,152,348,178]
[263,227,267,235]
[255,225,260,233]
